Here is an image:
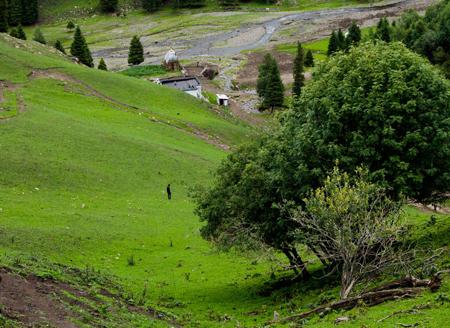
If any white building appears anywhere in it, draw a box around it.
[155,76,202,99]
[216,94,229,106]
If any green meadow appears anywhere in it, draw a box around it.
[0,33,449,327]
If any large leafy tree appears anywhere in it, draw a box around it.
[292,42,305,98]
[194,42,450,278]
[128,35,144,65]
[70,26,94,67]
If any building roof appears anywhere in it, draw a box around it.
[216,94,229,100]
[157,76,201,92]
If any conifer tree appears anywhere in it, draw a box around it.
[100,0,118,13]
[376,17,391,42]
[256,53,273,99]
[336,28,346,50]
[9,27,18,38]
[292,42,305,98]
[327,30,338,56]
[21,0,39,25]
[98,58,108,70]
[304,49,314,67]
[7,0,22,26]
[263,58,284,112]
[71,26,94,67]
[128,35,144,65]
[142,0,161,12]
[16,24,26,39]
[67,21,75,30]
[33,28,46,44]
[54,40,66,54]
[346,21,361,48]
[0,0,8,33]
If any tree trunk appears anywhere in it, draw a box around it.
[282,246,309,279]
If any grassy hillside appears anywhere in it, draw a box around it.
[0,34,449,327]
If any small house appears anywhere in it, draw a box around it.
[155,76,202,99]
[216,94,229,106]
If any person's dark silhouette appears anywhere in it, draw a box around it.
[167,184,172,200]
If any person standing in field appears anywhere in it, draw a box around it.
[167,184,172,200]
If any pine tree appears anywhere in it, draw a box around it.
[21,0,39,25]
[54,40,66,54]
[16,24,26,39]
[346,21,361,49]
[142,0,161,13]
[67,21,75,30]
[33,28,46,44]
[263,58,284,112]
[7,0,22,26]
[9,28,18,38]
[327,30,338,56]
[304,49,314,67]
[336,29,346,50]
[100,0,118,13]
[98,58,108,70]
[292,42,305,98]
[128,35,144,65]
[71,26,94,67]
[256,53,273,99]
[376,17,391,42]
[0,0,8,33]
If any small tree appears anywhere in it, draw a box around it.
[9,28,18,38]
[327,30,338,56]
[99,0,119,13]
[263,58,284,112]
[98,57,108,70]
[0,0,8,33]
[142,0,162,12]
[336,28,346,50]
[256,53,273,99]
[33,28,46,44]
[66,21,76,30]
[304,49,314,67]
[292,42,305,98]
[128,35,144,65]
[293,167,405,299]
[54,40,66,54]
[346,21,361,48]
[16,24,26,40]
[70,26,94,67]
[376,17,391,42]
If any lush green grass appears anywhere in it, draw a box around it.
[120,65,172,78]
[0,34,448,327]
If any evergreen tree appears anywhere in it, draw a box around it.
[67,21,75,30]
[346,21,361,48]
[16,24,25,39]
[292,42,305,98]
[7,0,22,26]
[33,28,46,44]
[142,0,161,13]
[100,0,118,13]
[219,0,239,10]
[9,27,18,38]
[304,49,314,67]
[256,53,273,99]
[21,0,39,25]
[54,40,66,54]
[0,0,8,33]
[263,58,284,112]
[70,26,94,67]
[98,58,108,70]
[128,35,144,65]
[336,28,346,50]
[376,17,391,42]
[327,30,338,56]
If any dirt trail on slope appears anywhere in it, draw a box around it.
[28,69,230,150]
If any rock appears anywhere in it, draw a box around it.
[335,317,350,324]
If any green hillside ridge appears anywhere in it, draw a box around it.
[0,34,449,327]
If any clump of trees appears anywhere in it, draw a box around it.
[99,0,118,13]
[2,0,39,29]
[193,42,450,284]
[256,53,284,112]
[128,35,144,65]
[328,22,361,56]
[70,26,94,67]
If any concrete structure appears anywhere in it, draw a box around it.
[216,94,229,106]
[155,76,202,99]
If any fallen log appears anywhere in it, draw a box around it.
[269,271,450,325]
